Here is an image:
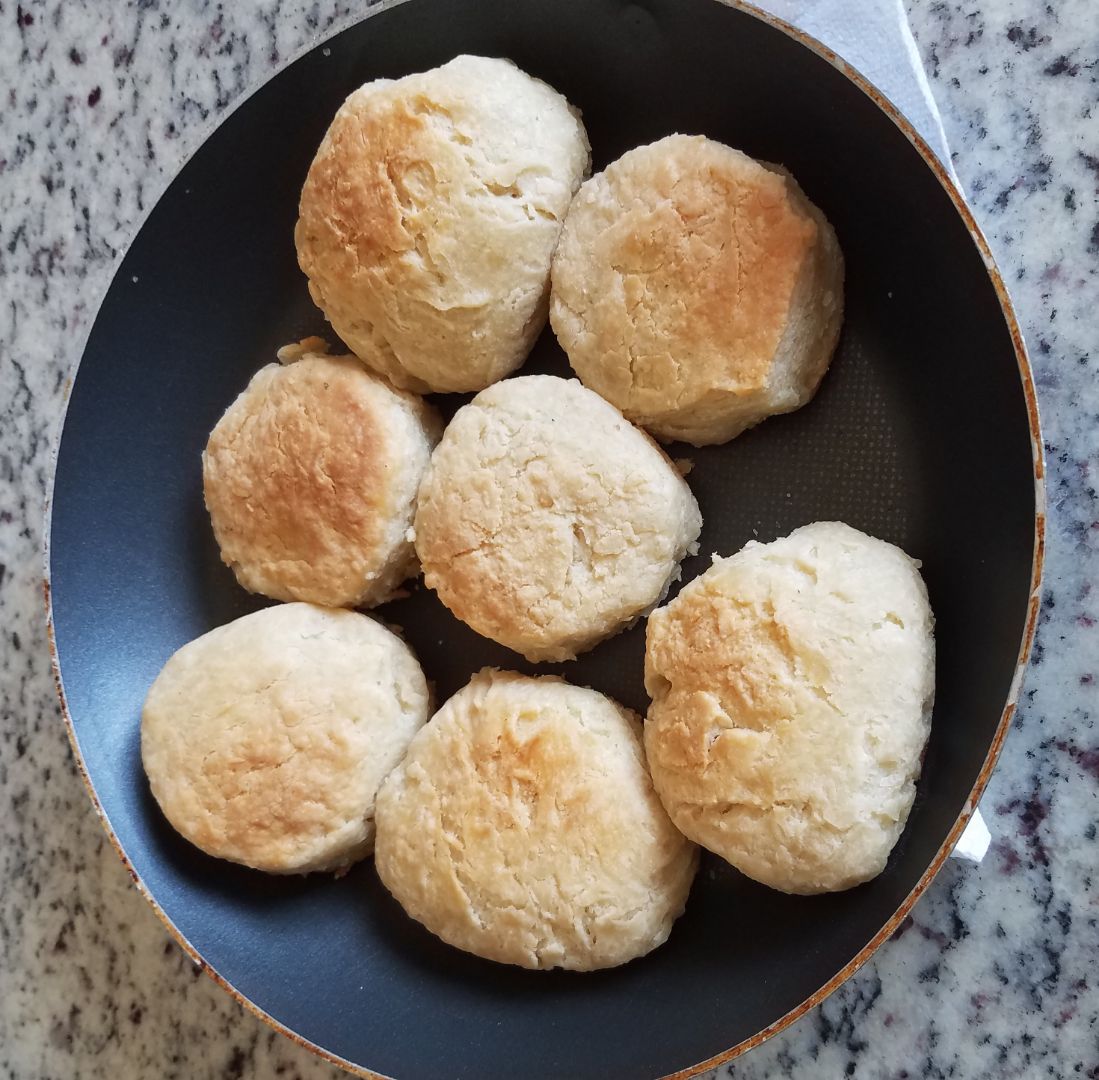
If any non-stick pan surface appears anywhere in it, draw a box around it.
[47,1,1042,1077]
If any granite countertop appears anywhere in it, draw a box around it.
[1,1,1096,1077]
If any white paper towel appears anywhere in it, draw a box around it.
[753,0,986,863]
[753,0,959,184]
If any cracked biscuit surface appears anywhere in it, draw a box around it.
[644,522,934,894]
[141,603,430,874]
[413,375,702,662]
[295,54,591,394]
[374,669,698,970]
[550,134,844,445]
[203,339,441,609]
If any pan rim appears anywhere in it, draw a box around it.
[41,2,1046,1077]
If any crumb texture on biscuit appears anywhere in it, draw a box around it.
[550,134,844,445]
[644,521,934,894]
[141,603,430,874]
[413,375,702,661]
[374,669,698,970]
[296,55,591,393]
[203,343,440,609]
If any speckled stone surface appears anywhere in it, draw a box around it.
[1,1,1096,1077]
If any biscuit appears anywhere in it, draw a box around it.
[413,375,702,662]
[550,134,844,445]
[141,603,430,874]
[644,522,934,894]
[296,55,591,393]
[374,669,698,970]
[203,338,441,608]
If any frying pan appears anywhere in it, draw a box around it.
[45,0,1043,1076]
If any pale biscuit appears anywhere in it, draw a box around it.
[644,522,934,894]
[296,55,591,393]
[203,339,441,609]
[141,603,430,874]
[413,375,702,662]
[550,134,844,445]
[374,669,698,970]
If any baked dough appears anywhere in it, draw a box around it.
[413,375,702,662]
[203,338,441,608]
[374,669,698,970]
[296,55,591,393]
[550,134,844,445]
[644,522,934,894]
[141,603,430,874]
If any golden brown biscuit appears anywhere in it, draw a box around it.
[296,55,590,393]
[413,375,702,662]
[374,669,698,970]
[551,134,844,445]
[203,338,441,608]
[644,522,935,894]
[141,603,430,874]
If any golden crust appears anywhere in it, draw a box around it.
[296,55,591,393]
[413,376,702,662]
[141,604,430,874]
[202,342,440,608]
[644,522,935,894]
[550,135,844,445]
[374,669,698,970]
